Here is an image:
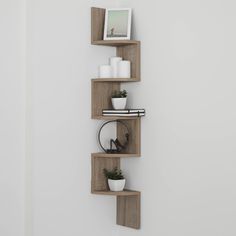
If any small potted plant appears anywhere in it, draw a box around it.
[111,90,127,110]
[103,167,126,191]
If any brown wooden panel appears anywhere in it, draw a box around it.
[91,7,105,42]
[91,81,120,118]
[92,115,140,121]
[116,42,141,80]
[117,193,141,229]
[93,190,140,196]
[91,156,120,192]
[117,119,141,156]
[92,153,140,158]
[92,40,140,46]
[92,78,139,82]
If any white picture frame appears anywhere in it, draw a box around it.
[103,8,132,40]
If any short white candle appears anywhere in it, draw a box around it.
[109,57,122,78]
[118,60,131,78]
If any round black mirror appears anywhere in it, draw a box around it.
[98,120,129,153]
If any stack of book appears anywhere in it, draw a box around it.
[102,109,145,117]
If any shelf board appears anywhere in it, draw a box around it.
[92,115,141,120]
[92,152,140,158]
[92,190,140,196]
[92,78,139,82]
[92,40,140,46]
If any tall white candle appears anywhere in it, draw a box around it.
[118,60,131,78]
[99,65,112,78]
[109,57,122,78]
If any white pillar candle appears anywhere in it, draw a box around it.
[118,60,131,78]
[109,57,122,78]
[99,65,112,78]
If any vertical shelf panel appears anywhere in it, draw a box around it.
[116,43,141,80]
[91,156,120,192]
[91,81,120,118]
[117,119,141,156]
[117,193,141,229]
[91,7,105,42]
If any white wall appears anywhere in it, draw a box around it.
[0,0,25,236]
[28,0,120,236]
[119,0,236,236]
[2,0,236,236]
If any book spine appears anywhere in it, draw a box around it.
[102,113,145,117]
[102,109,145,114]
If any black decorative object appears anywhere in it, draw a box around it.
[98,120,129,153]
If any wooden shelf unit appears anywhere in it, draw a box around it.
[91,7,142,230]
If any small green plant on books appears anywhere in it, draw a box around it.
[103,167,125,180]
[111,90,127,98]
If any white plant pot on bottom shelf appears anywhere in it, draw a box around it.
[108,179,126,192]
[111,97,127,110]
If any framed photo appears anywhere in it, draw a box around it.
[103,8,132,40]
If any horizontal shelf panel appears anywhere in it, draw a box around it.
[92,78,140,82]
[92,115,141,120]
[92,152,140,158]
[92,40,140,46]
[92,190,140,196]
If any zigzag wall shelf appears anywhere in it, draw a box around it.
[90,7,142,229]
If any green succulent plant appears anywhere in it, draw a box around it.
[103,167,125,180]
[111,90,127,98]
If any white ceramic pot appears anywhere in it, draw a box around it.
[111,97,127,110]
[108,179,126,191]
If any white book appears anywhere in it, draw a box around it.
[102,109,145,114]
[103,113,145,117]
